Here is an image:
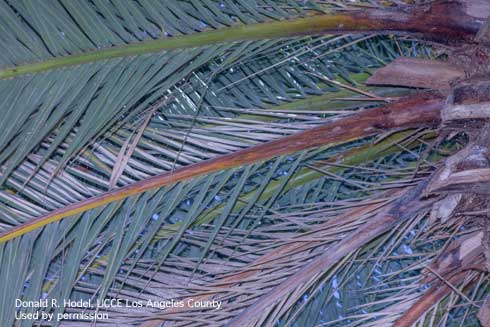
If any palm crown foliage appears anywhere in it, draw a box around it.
[0,0,489,327]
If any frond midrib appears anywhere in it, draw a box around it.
[0,5,472,80]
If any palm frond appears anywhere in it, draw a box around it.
[1,1,489,327]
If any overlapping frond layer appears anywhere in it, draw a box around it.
[7,131,456,327]
[0,0,327,186]
[0,34,420,229]
[0,124,446,327]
